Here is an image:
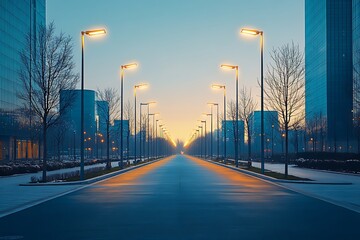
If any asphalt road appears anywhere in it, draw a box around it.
[0,155,359,240]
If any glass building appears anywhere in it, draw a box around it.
[0,0,46,160]
[354,0,360,126]
[305,0,353,151]
[221,120,244,158]
[249,111,280,157]
[60,90,97,158]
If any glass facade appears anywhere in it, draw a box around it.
[250,111,280,156]
[354,0,360,117]
[60,90,97,157]
[305,0,353,150]
[0,0,45,160]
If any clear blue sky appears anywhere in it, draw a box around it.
[47,0,304,142]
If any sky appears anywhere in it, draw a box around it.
[47,0,304,143]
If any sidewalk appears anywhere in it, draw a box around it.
[0,161,119,218]
[251,161,360,213]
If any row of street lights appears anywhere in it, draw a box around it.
[80,27,174,180]
[186,27,265,174]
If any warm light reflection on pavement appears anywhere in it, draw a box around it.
[186,155,289,202]
[74,156,175,203]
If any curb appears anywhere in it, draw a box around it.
[203,159,352,185]
[19,158,164,186]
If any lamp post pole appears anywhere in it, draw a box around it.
[80,28,106,180]
[201,120,207,158]
[208,103,219,159]
[156,119,160,159]
[241,28,265,173]
[220,65,238,167]
[199,126,203,158]
[140,103,146,162]
[120,63,137,168]
[211,85,226,161]
[134,84,147,163]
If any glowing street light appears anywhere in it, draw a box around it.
[80,27,106,180]
[134,83,148,163]
[198,120,207,158]
[240,27,265,174]
[203,112,213,159]
[120,62,138,168]
[140,101,156,161]
[220,64,239,167]
[212,84,227,161]
[208,102,219,159]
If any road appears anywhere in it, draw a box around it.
[0,155,359,240]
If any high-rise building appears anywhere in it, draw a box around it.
[0,0,46,160]
[305,0,353,150]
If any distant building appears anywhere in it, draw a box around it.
[305,0,353,151]
[60,90,97,157]
[250,111,280,157]
[112,120,130,156]
[96,100,109,135]
[222,120,244,158]
[0,0,46,160]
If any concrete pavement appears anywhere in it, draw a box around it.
[251,161,360,213]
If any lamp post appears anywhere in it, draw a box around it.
[80,28,106,180]
[140,102,155,161]
[155,119,160,159]
[120,63,138,168]
[134,84,147,163]
[208,103,219,159]
[198,126,203,158]
[203,112,213,159]
[241,28,265,174]
[220,64,239,167]
[148,113,159,159]
[199,120,207,158]
[212,84,226,162]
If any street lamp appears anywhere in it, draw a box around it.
[140,101,155,161]
[148,113,159,159]
[220,64,239,167]
[241,27,265,174]
[198,126,203,158]
[212,84,227,162]
[134,83,148,163]
[80,28,106,180]
[198,120,207,158]
[155,119,161,159]
[120,62,138,168]
[203,112,213,159]
[208,103,219,159]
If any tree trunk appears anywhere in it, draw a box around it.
[285,124,289,178]
[247,125,251,168]
[106,121,111,169]
[42,123,47,182]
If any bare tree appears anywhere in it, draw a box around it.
[97,88,120,169]
[264,42,305,177]
[51,120,68,161]
[239,86,257,167]
[18,23,79,181]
